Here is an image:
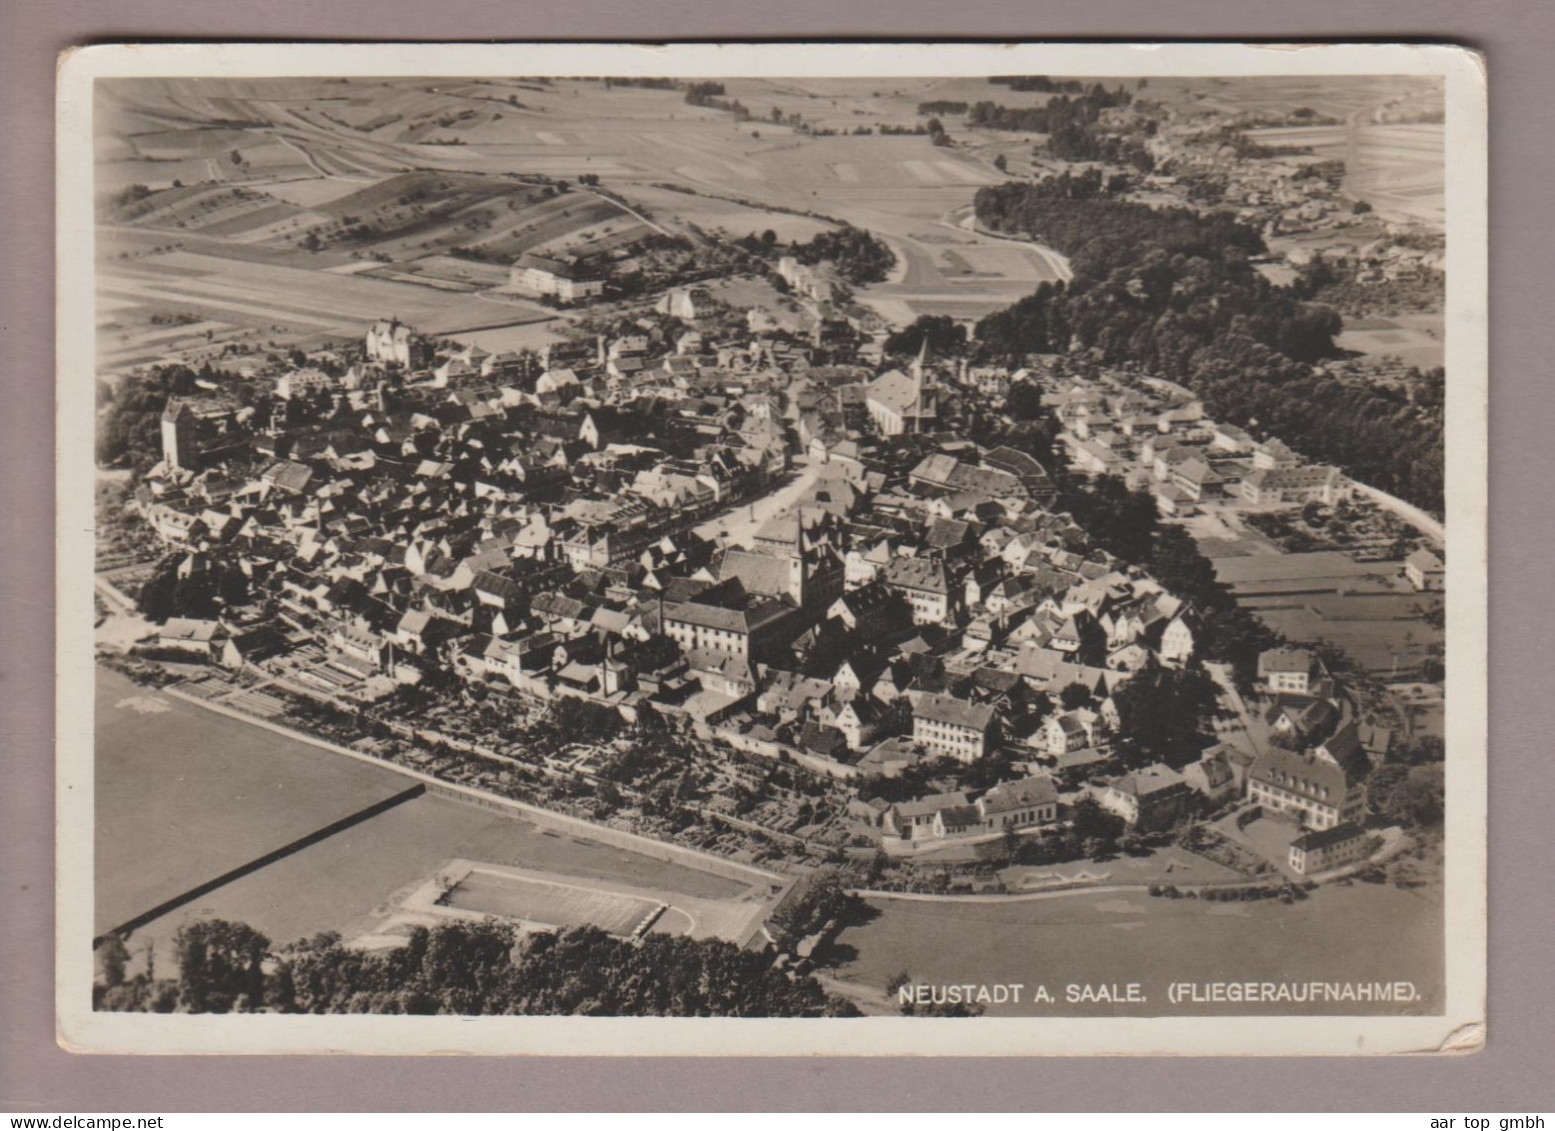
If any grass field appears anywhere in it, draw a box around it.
[94,666,409,937]
[832,882,1443,1016]
[97,244,556,353]
[1335,312,1445,370]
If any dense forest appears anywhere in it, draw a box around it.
[96,918,861,1017]
[972,179,1444,515]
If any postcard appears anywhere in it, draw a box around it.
[56,40,1486,1056]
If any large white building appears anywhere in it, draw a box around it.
[365,318,418,367]
[512,253,606,303]
[776,256,836,304]
[913,693,997,763]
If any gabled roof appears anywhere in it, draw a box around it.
[1109,763,1188,798]
[979,775,1057,814]
[1290,821,1367,852]
[1248,748,1350,803]
[913,692,996,732]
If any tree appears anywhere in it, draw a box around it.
[993,153,1008,173]
[230,149,243,166]
[1002,826,1021,859]
[173,919,271,1014]
[97,936,130,989]
[884,314,967,358]
[1070,796,1123,852]
[136,564,179,622]
[1111,667,1220,769]
[1059,681,1094,711]
[1370,763,1444,827]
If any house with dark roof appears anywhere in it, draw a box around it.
[1288,822,1373,876]
[662,579,800,664]
[883,555,954,626]
[1181,746,1239,805]
[1097,763,1196,831]
[977,775,1059,829]
[881,790,971,840]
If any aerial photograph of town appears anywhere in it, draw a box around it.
[85,66,1451,1022]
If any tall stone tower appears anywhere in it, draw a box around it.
[160,399,198,471]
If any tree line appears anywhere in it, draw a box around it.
[96,918,862,1017]
[967,86,1154,171]
[971,180,1444,515]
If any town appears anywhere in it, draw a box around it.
[100,290,1440,891]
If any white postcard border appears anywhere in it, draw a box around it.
[55,40,1488,1057]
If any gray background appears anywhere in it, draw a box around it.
[3,0,1550,1112]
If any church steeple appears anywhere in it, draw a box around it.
[910,335,931,430]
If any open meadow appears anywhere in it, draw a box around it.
[94,665,409,937]
[830,881,1444,1016]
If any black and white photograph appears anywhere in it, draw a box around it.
[54,41,1487,1057]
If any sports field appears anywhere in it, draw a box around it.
[442,869,662,937]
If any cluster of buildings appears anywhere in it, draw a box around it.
[126,295,1388,879]
[1049,372,1348,515]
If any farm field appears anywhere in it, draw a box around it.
[96,245,557,358]
[1210,550,1379,587]
[1209,550,1443,675]
[616,183,835,244]
[832,882,1443,1016]
[95,76,1079,333]
[1335,311,1444,370]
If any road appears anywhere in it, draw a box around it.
[694,459,822,545]
[1205,661,1265,759]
